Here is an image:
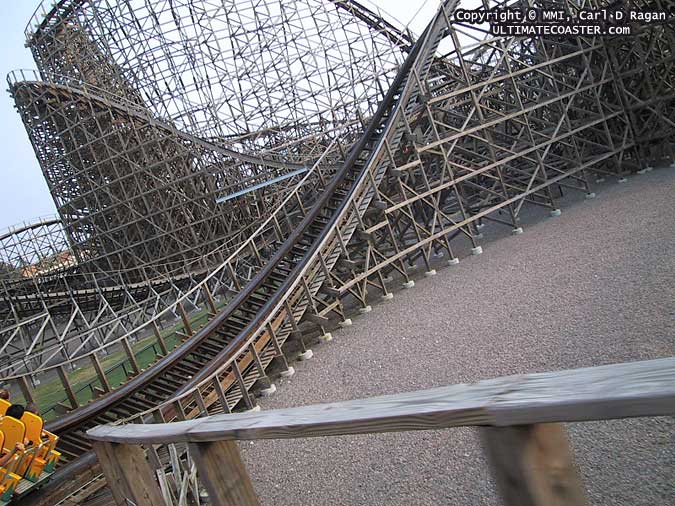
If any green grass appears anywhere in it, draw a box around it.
[22,299,228,421]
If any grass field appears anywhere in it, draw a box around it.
[17,299,228,421]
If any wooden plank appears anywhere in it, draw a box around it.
[87,358,675,445]
[189,440,260,506]
[391,159,422,173]
[91,441,164,506]
[480,423,587,506]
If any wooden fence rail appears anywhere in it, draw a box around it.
[88,357,675,506]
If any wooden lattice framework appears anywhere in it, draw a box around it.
[1,0,673,503]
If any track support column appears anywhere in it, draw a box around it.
[480,423,587,506]
[188,440,261,506]
[91,441,164,506]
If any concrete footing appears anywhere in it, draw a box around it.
[471,246,483,255]
[259,384,277,397]
[298,349,314,361]
[424,269,437,277]
[382,292,394,300]
[585,192,596,199]
[245,404,263,411]
[359,305,372,314]
[596,177,606,183]
[320,332,333,342]
[618,177,628,183]
[402,280,415,289]
[280,366,296,378]
[512,227,523,235]
[447,257,459,266]
[338,319,352,328]
[550,208,562,217]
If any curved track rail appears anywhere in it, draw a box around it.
[3,0,409,380]
[10,1,675,504]
[34,0,447,490]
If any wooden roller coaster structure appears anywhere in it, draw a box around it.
[2,0,673,504]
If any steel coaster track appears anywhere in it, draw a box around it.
[32,2,453,498]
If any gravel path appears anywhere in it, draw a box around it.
[240,168,675,506]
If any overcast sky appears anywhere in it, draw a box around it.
[0,0,441,230]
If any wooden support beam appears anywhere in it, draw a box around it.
[57,365,79,409]
[320,285,342,298]
[202,284,218,316]
[92,441,164,506]
[152,320,168,356]
[178,302,193,336]
[304,312,329,326]
[480,423,587,506]
[90,353,111,393]
[121,338,140,376]
[188,440,260,506]
[17,376,35,405]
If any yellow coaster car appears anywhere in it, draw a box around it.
[0,413,61,504]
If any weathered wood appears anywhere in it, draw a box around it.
[480,423,587,506]
[178,302,193,336]
[57,366,79,409]
[319,285,342,298]
[90,353,111,393]
[17,375,36,405]
[88,358,675,445]
[151,320,168,356]
[304,312,329,326]
[202,284,218,315]
[121,338,140,375]
[91,441,164,506]
[188,440,260,506]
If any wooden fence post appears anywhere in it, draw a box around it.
[480,423,587,506]
[92,441,164,506]
[188,440,260,506]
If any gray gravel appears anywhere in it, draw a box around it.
[240,168,675,506]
